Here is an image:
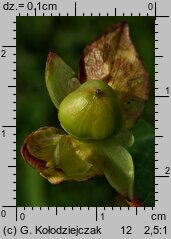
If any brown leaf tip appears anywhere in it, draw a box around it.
[127,195,144,207]
[46,50,57,65]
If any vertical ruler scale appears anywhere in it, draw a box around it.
[0,0,171,238]
[154,1,171,207]
[0,6,16,207]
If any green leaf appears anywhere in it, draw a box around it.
[130,119,155,206]
[45,51,80,109]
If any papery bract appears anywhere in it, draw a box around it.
[79,22,149,129]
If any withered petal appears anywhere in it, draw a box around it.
[78,22,150,129]
[21,144,47,171]
[21,127,101,183]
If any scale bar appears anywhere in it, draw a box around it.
[155,175,170,178]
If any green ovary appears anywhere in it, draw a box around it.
[58,80,123,141]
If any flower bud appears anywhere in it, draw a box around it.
[58,80,123,141]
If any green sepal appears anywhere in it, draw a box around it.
[100,144,134,201]
[73,128,134,200]
[45,51,80,109]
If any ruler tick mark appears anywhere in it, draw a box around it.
[156,95,169,98]
[2,45,16,48]
[2,125,16,128]
[16,207,18,222]
[95,207,98,221]
[75,2,77,16]
[155,2,157,20]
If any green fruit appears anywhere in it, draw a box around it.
[58,80,123,141]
